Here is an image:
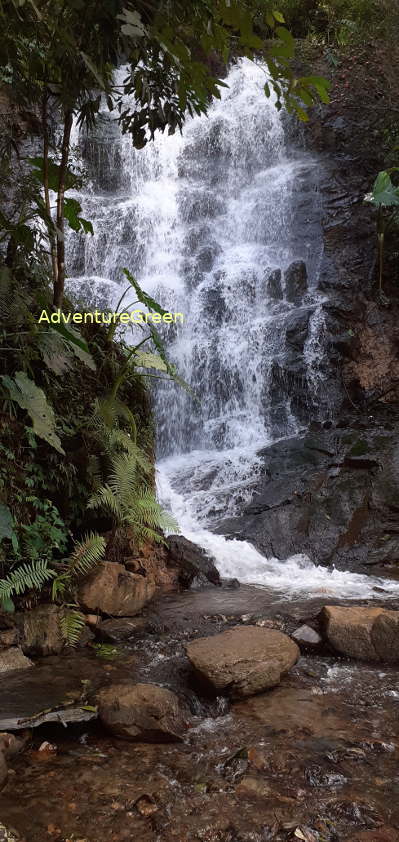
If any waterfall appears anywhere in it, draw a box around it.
[67,59,399,600]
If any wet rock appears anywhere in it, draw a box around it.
[0,733,26,758]
[0,629,17,649]
[0,825,20,841]
[346,829,398,842]
[0,647,33,673]
[167,535,221,588]
[15,604,64,656]
[285,307,313,351]
[321,605,399,661]
[186,625,299,698]
[284,260,308,303]
[97,682,186,742]
[78,561,156,617]
[292,625,322,651]
[265,268,283,300]
[0,750,7,791]
[235,775,272,799]
[95,616,148,643]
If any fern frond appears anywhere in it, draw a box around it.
[68,532,105,577]
[87,485,123,519]
[51,571,71,601]
[108,453,139,506]
[107,429,151,474]
[68,532,106,578]
[133,491,178,530]
[0,560,56,602]
[60,609,86,647]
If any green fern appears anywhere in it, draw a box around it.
[0,559,56,605]
[67,532,106,578]
[60,608,86,647]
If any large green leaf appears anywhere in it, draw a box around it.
[122,268,167,317]
[0,504,18,551]
[370,171,399,207]
[134,351,168,372]
[49,323,96,371]
[1,372,64,454]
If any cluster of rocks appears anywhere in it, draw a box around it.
[0,535,220,672]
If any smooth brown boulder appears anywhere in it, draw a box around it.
[186,625,299,699]
[0,647,33,673]
[78,561,156,617]
[321,605,399,661]
[97,682,186,742]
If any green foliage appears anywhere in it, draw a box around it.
[67,532,106,578]
[0,559,56,611]
[60,608,86,647]
[93,643,121,659]
[279,0,392,43]
[1,371,64,454]
[0,504,18,551]
[365,169,399,292]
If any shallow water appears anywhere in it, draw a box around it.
[1,590,399,842]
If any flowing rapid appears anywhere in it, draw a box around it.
[68,59,399,600]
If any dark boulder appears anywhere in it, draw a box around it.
[284,260,308,304]
[166,535,221,588]
[264,268,283,300]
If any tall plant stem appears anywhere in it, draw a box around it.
[42,90,58,289]
[53,108,73,308]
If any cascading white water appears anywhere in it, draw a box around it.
[68,59,399,599]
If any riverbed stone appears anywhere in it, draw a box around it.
[95,616,148,643]
[97,682,186,742]
[321,605,399,661]
[292,624,323,650]
[186,625,299,698]
[78,561,156,616]
[15,604,64,656]
[167,535,221,588]
[0,647,33,674]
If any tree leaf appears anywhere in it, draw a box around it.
[122,268,167,316]
[134,351,168,372]
[370,171,399,207]
[1,372,64,454]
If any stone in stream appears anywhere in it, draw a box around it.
[97,682,187,742]
[186,625,299,699]
[292,624,323,651]
[265,268,283,300]
[15,604,64,656]
[166,535,221,588]
[321,605,399,661]
[94,616,148,643]
[0,647,33,674]
[0,749,7,791]
[79,561,156,616]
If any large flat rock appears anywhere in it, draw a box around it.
[186,625,299,698]
[321,605,399,661]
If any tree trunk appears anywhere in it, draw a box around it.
[53,108,73,308]
[42,91,58,290]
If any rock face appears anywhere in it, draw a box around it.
[78,561,156,616]
[284,260,308,303]
[216,426,399,574]
[166,535,221,588]
[321,605,399,662]
[15,604,64,656]
[186,626,299,699]
[97,682,186,742]
[0,647,33,674]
